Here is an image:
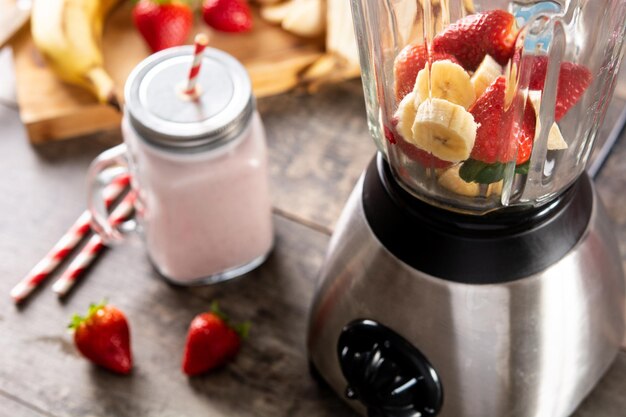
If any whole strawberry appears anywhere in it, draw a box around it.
[133,0,193,52]
[69,301,132,375]
[432,10,518,71]
[182,302,250,376]
[202,0,253,33]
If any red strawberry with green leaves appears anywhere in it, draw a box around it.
[133,0,193,52]
[468,76,535,165]
[385,124,452,169]
[202,0,253,33]
[69,302,132,375]
[393,44,458,101]
[526,56,592,121]
[182,302,250,376]
[432,10,518,71]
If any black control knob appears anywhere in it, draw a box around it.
[337,320,443,417]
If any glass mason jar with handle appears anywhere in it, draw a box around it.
[87,47,274,285]
[352,0,626,214]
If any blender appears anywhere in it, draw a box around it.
[307,1,626,417]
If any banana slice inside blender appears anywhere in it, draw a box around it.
[395,91,418,141]
[528,91,568,150]
[471,55,502,98]
[411,98,478,162]
[438,165,503,197]
[414,60,476,109]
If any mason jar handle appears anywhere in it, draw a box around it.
[86,144,135,245]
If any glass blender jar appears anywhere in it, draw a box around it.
[355,0,626,214]
[308,2,626,417]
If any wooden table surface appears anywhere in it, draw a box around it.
[1,48,626,417]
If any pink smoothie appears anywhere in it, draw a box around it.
[123,113,274,283]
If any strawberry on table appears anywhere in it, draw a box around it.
[432,10,518,71]
[393,43,458,101]
[182,302,250,376]
[133,0,193,52]
[526,56,592,121]
[202,0,253,33]
[69,301,132,375]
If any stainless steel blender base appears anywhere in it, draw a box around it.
[307,163,625,417]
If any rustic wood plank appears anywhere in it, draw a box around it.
[0,217,356,417]
[259,80,376,232]
[0,103,353,417]
[0,390,56,417]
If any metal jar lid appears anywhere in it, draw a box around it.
[124,46,254,151]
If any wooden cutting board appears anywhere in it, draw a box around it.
[10,2,326,144]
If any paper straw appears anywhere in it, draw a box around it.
[10,174,130,303]
[52,191,136,297]
[184,34,209,96]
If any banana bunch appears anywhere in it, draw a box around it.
[31,0,122,107]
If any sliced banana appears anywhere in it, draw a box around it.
[414,60,476,109]
[438,165,503,197]
[528,91,568,150]
[394,91,418,141]
[411,98,478,162]
[504,61,519,108]
[471,55,502,98]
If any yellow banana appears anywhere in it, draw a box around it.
[31,0,122,107]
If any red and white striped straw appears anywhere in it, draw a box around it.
[52,191,136,297]
[184,33,209,96]
[10,174,130,303]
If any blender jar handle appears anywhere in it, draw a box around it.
[86,144,135,245]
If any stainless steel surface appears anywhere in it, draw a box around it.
[308,174,626,417]
[125,47,254,151]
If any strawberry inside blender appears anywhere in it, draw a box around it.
[389,9,592,197]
